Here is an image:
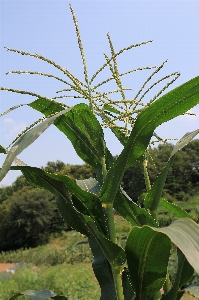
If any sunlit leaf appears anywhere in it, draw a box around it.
[159,198,193,219]
[151,218,199,273]
[100,76,199,204]
[114,188,158,227]
[11,166,126,267]
[0,108,70,182]
[144,129,199,212]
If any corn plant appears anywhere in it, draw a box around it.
[1,5,199,300]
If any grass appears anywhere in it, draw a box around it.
[0,263,100,300]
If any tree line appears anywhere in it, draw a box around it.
[0,140,198,251]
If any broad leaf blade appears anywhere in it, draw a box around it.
[114,188,158,227]
[159,198,193,219]
[126,226,171,300]
[144,129,199,211]
[30,99,114,183]
[11,166,126,267]
[88,238,117,300]
[151,218,199,273]
[122,268,135,300]
[29,98,64,116]
[0,145,6,154]
[53,103,106,168]
[162,249,194,300]
[0,108,70,182]
[76,177,100,195]
[100,77,199,204]
[47,175,108,237]
[75,177,109,236]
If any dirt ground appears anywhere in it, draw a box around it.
[0,263,16,272]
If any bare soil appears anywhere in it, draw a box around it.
[0,263,16,272]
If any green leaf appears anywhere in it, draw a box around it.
[30,99,115,184]
[170,129,199,156]
[100,77,199,204]
[161,249,194,300]
[53,103,106,167]
[11,166,126,266]
[0,108,70,182]
[75,177,109,235]
[122,268,135,300]
[144,129,199,212]
[0,145,7,154]
[76,177,100,195]
[47,174,108,237]
[151,218,199,273]
[179,253,194,287]
[104,104,120,114]
[183,283,199,298]
[126,226,171,300]
[114,188,158,227]
[29,98,64,116]
[9,290,57,300]
[88,238,117,300]
[159,198,193,219]
[100,113,128,146]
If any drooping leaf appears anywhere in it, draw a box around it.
[161,249,194,300]
[11,166,126,267]
[45,174,108,236]
[75,177,109,236]
[53,103,106,167]
[126,226,171,300]
[179,253,194,287]
[30,99,115,184]
[0,108,70,182]
[159,198,193,219]
[151,218,199,273]
[114,188,158,227]
[99,77,199,204]
[29,98,64,116]
[122,268,135,300]
[76,177,100,195]
[88,238,117,300]
[144,129,199,212]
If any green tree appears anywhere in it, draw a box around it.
[0,187,67,251]
[148,140,199,201]
[43,160,66,173]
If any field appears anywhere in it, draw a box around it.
[0,198,198,300]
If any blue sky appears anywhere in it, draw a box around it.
[0,0,199,186]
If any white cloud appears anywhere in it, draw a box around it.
[3,118,27,140]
